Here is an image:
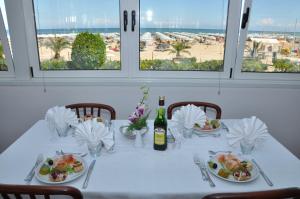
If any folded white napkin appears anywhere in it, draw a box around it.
[45,106,78,133]
[73,119,114,150]
[226,116,269,146]
[171,104,206,129]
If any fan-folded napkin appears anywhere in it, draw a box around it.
[73,119,114,150]
[45,106,78,132]
[171,104,206,129]
[226,116,268,146]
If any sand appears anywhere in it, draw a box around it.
[38,38,224,63]
[37,34,300,71]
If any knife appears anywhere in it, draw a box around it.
[198,162,208,181]
[252,159,273,186]
[82,160,96,189]
[203,166,216,187]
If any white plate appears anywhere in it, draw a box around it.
[35,155,86,184]
[207,155,259,183]
[193,125,221,134]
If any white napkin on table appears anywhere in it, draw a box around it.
[171,104,206,129]
[73,119,114,150]
[45,106,78,132]
[226,116,269,146]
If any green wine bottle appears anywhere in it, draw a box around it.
[154,96,167,151]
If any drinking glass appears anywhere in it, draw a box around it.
[240,138,255,155]
[56,124,68,137]
[134,129,144,148]
[182,127,193,138]
[87,141,102,157]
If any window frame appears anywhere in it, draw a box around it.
[0,4,14,77]
[24,0,130,78]
[130,0,242,79]
[234,0,300,81]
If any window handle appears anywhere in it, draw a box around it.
[131,10,136,32]
[124,10,128,32]
[241,7,250,29]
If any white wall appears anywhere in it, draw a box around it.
[0,85,300,158]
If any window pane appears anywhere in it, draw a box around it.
[33,0,120,71]
[242,0,300,73]
[140,0,227,71]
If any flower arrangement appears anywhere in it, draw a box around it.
[127,86,150,131]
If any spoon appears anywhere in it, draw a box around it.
[208,150,232,155]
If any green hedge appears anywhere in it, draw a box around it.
[41,59,68,70]
[141,58,223,71]
[242,59,268,72]
[273,59,296,72]
[41,59,120,70]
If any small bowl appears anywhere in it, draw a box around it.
[119,125,149,139]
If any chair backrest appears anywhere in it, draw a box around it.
[66,103,116,120]
[203,187,300,199]
[167,101,222,120]
[0,184,83,199]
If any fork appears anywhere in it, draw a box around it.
[221,122,229,132]
[24,154,44,183]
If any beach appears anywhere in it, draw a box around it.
[36,29,300,71]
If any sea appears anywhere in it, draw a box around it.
[37,28,300,37]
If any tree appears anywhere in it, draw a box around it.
[45,36,70,59]
[71,32,106,69]
[168,41,191,58]
[246,41,264,58]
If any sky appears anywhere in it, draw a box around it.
[6,0,298,32]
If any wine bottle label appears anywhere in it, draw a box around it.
[154,127,165,145]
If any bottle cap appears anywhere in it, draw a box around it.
[159,96,165,106]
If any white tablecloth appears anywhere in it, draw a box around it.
[0,120,299,199]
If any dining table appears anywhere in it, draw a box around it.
[0,119,299,199]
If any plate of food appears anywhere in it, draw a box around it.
[207,153,259,183]
[79,114,103,123]
[193,119,221,133]
[36,154,86,184]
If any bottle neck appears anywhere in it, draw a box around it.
[157,105,165,119]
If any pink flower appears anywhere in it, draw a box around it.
[128,111,139,123]
[129,103,147,124]
[136,104,145,116]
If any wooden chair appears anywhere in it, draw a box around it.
[203,187,300,199]
[167,101,222,119]
[66,103,116,120]
[0,184,83,199]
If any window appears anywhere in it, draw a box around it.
[20,0,299,81]
[0,0,14,75]
[33,0,121,71]
[139,0,228,72]
[238,0,300,74]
